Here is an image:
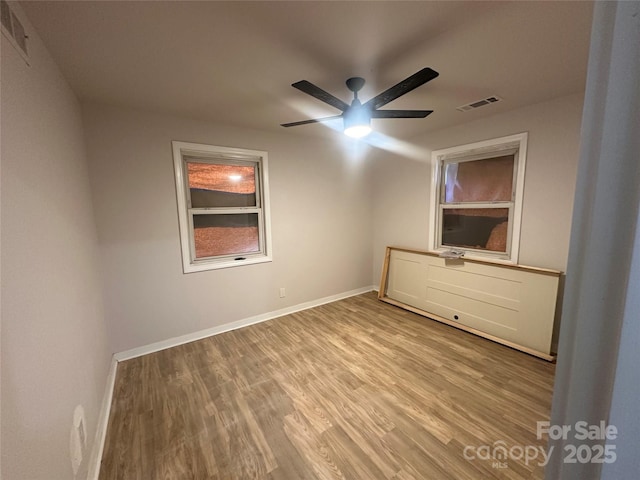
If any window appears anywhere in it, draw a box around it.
[429,133,527,263]
[172,141,272,272]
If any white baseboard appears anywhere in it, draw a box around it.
[87,355,118,480]
[87,285,374,477]
[114,285,375,362]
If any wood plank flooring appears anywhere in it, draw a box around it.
[99,292,556,480]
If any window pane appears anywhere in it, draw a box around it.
[443,155,514,203]
[442,208,509,253]
[193,213,259,258]
[187,162,256,208]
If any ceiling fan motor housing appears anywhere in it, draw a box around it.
[343,103,370,130]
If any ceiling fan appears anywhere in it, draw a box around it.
[281,67,439,138]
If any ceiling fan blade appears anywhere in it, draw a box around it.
[371,110,433,119]
[292,80,350,112]
[363,68,439,110]
[281,115,343,127]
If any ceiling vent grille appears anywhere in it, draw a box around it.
[1,0,29,64]
[457,96,501,112]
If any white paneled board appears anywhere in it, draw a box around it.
[379,247,561,361]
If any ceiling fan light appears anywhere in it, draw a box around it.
[343,107,371,138]
[344,124,372,138]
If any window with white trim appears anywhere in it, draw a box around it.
[429,133,527,263]
[172,141,272,273]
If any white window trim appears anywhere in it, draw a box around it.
[172,141,272,273]
[428,132,528,264]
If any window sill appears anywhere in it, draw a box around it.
[432,248,516,265]
[183,255,272,273]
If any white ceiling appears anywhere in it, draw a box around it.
[22,1,594,140]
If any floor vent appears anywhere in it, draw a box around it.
[1,0,29,65]
[457,96,501,112]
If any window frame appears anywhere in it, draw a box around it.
[172,141,272,273]
[428,133,528,264]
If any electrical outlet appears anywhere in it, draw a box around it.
[70,405,86,476]
[279,287,286,298]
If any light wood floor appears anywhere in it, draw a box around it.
[99,292,556,480]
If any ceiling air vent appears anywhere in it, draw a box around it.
[457,96,501,112]
[1,0,29,65]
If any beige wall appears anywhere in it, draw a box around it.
[1,11,110,480]
[371,93,584,284]
[82,104,374,353]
